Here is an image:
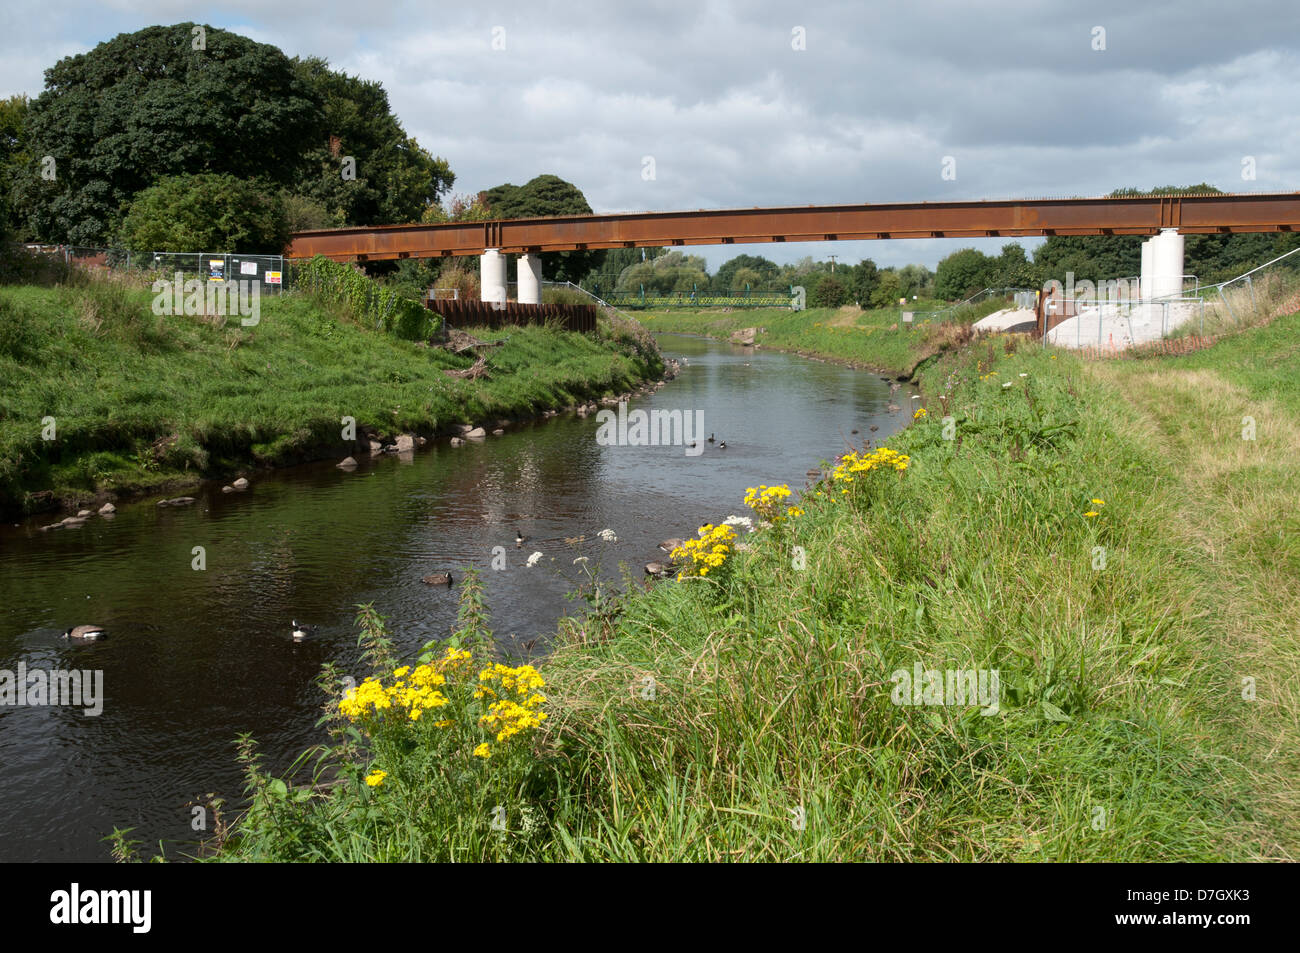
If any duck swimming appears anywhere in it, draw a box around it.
[422,572,454,586]
[291,620,315,641]
[63,625,106,642]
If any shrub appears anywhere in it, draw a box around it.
[809,274,851,308]
[293,256,439,340]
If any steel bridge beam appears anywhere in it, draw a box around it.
[285,193,1300,262]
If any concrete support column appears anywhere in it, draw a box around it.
[1140,239,1153,302]
[480,249,506,307]
[1152,228,1184,300]
[517,253,542,305]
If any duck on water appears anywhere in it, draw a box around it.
[63,625,106,642]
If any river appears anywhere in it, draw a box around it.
[0,333,916,861]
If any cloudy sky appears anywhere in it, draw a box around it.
[3,0,1298,270]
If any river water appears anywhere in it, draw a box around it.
[0,333,915,861]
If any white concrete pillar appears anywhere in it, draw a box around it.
[1152,228,1184,300]
[517,253,542,305]
[1140,239,1153,302]
[480,249,506,307]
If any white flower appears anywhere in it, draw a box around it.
[598,528,617,542]
[525,551,543,567]
[911,395,921,400]
[723,515,755,532]
[1002,382,1013,388]
[573,556,589,565]
[1019,372,1028,377]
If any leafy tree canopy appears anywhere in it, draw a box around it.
[0,95,29,239]
[482,174,601,282]
[809,273,850,308]
[712,253,780,291]
[119,173,290,254]
[15,24,322,245]
[291,56,453,228]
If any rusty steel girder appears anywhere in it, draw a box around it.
[285,193,1300,261]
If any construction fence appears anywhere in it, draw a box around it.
[21,244,291,295]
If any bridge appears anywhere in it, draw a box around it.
[285,192,1300,305]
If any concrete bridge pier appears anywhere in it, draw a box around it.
[517,253,542,305]
[1138,228,1184,326]
[480,248,506,306]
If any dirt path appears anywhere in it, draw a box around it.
[1087,361,1300,859]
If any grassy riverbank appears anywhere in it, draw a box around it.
[208,302,1299,862]
[638,300,1003,377]
[0,272,662,518]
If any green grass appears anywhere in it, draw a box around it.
[207,306,1300,862]
[0,274,662,516]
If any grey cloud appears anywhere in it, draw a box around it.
[2,0,1298,269]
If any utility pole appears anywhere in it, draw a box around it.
[828,254,837,273]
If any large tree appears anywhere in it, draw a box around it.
[712,253,780,292]
[119,173,290,254]
[614,250,709,295]
[934,247,994,300]
[290,56,453,227]
[0,95,29,240]
[852,258,879,305]
[14,24,322,245]
[482,174,603,283]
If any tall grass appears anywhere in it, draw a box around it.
[214,320,1295,861]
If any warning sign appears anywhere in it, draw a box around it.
[208,259,225,282]
[265,271,282,285]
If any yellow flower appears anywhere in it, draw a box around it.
[1084,511,1099,518]
[364,770,387,787]
[1090,498,1106,506]
[473,743,491,758]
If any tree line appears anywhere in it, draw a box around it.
[3,28,1290,302]
[932,185,1300,298]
